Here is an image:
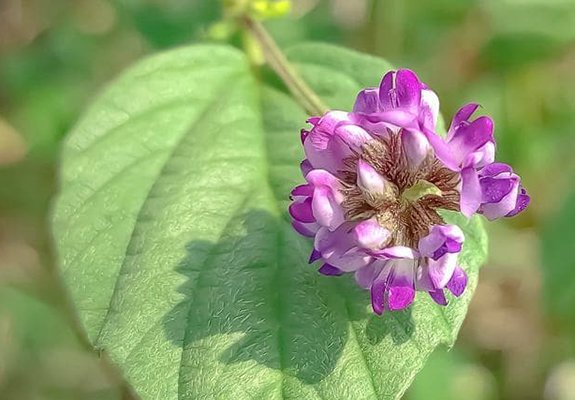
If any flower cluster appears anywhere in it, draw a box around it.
[290,70,529,315]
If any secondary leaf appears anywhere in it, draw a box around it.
[53,43,487,400]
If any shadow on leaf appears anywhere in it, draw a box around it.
[162,209,414,385]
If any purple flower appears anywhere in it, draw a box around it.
[477,163,531,220]
[289,169,345,236]
[301,111,372,176]
[359,225,467,314]
[353,69,440,133]
[436,104,497,216]
[417,225,467,306]
[289,69,529,315]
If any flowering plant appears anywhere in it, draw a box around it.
[290,70,529,314]
[51,1,534,397]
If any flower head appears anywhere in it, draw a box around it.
[290,69,529,315]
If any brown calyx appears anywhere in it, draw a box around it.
[340,131,460,248]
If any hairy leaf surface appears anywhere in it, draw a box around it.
[53,43,487,400]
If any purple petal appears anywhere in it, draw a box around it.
[480,176,516,204]
[480,181,521,221]
[446,266,468,297]
[311,186,345,230]
[447,103,480,140]
[448,116,494,167]
[387,259,416,310]
[428,289,448,306]
[401,129,430,169]
[357,159,386,195]
[422,127,459,171]
[506,187,530,217]
[431,239,462,260]
[307,116,321,125]
[373,246,418,259]
[361,110,419,130]
[288,198,314,223]
[420,89,440,130]
[388,286,415,310]
[378,71,395,109]
[427,252,458,289]
[300,160,313,176]
[314,225,372,272]
[480,162,512,177]
[290,184,313,198]
[353,218,391,250]
[355,260,387,289]
[303,111,369,173]
[353,88,380,114]
[415,264,434,291]
[336,123,373,148]
[305,169,342,192]
[370,279,387,315]
[394,69,422,110]
[460,167,482,217]
[463,142,495,169]
[308,249,321,264]
[418,224,464,259]
[291,221,318,237]
[319,263,344,276]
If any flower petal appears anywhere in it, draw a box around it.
[448,116,494,167]
[447,103,480,140]
[421,89,440,129]
[357,159,387,196]
[291,221,318,237]
[427,252,458,289]
[480,175,516,204]
[480,162,512,176]
[373,246,419,259]
[288,198,314,223]
[388,286,415,310]
[290,184,313,198]
[395,69,422,109]
[378,71,395,109]
[355,260,387,289]
[370,279,387,315]
[300,159,313,176]
[318,263,344,276]
[353,218,391,250]
[506,187,530,218]
[418,224,464,260]
[314,225,372,272]
[480,183,520,220]
[312,186,345,230]
[308,249,322,264]
[303,111,371,173]
[422,126,459,171]
[446,266,468,297]
[428,289,448,306]
[353,88,380,114]
[402,129,430,169]
[387,259,416,310]
[460,167,482,217]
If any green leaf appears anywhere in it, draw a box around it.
[53,43,487,400]
[542,183,575,328]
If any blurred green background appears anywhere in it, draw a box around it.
[1,0,574,399]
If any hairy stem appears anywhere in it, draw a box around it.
[243,17,328,116]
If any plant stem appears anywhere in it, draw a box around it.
[243,17,328,116]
